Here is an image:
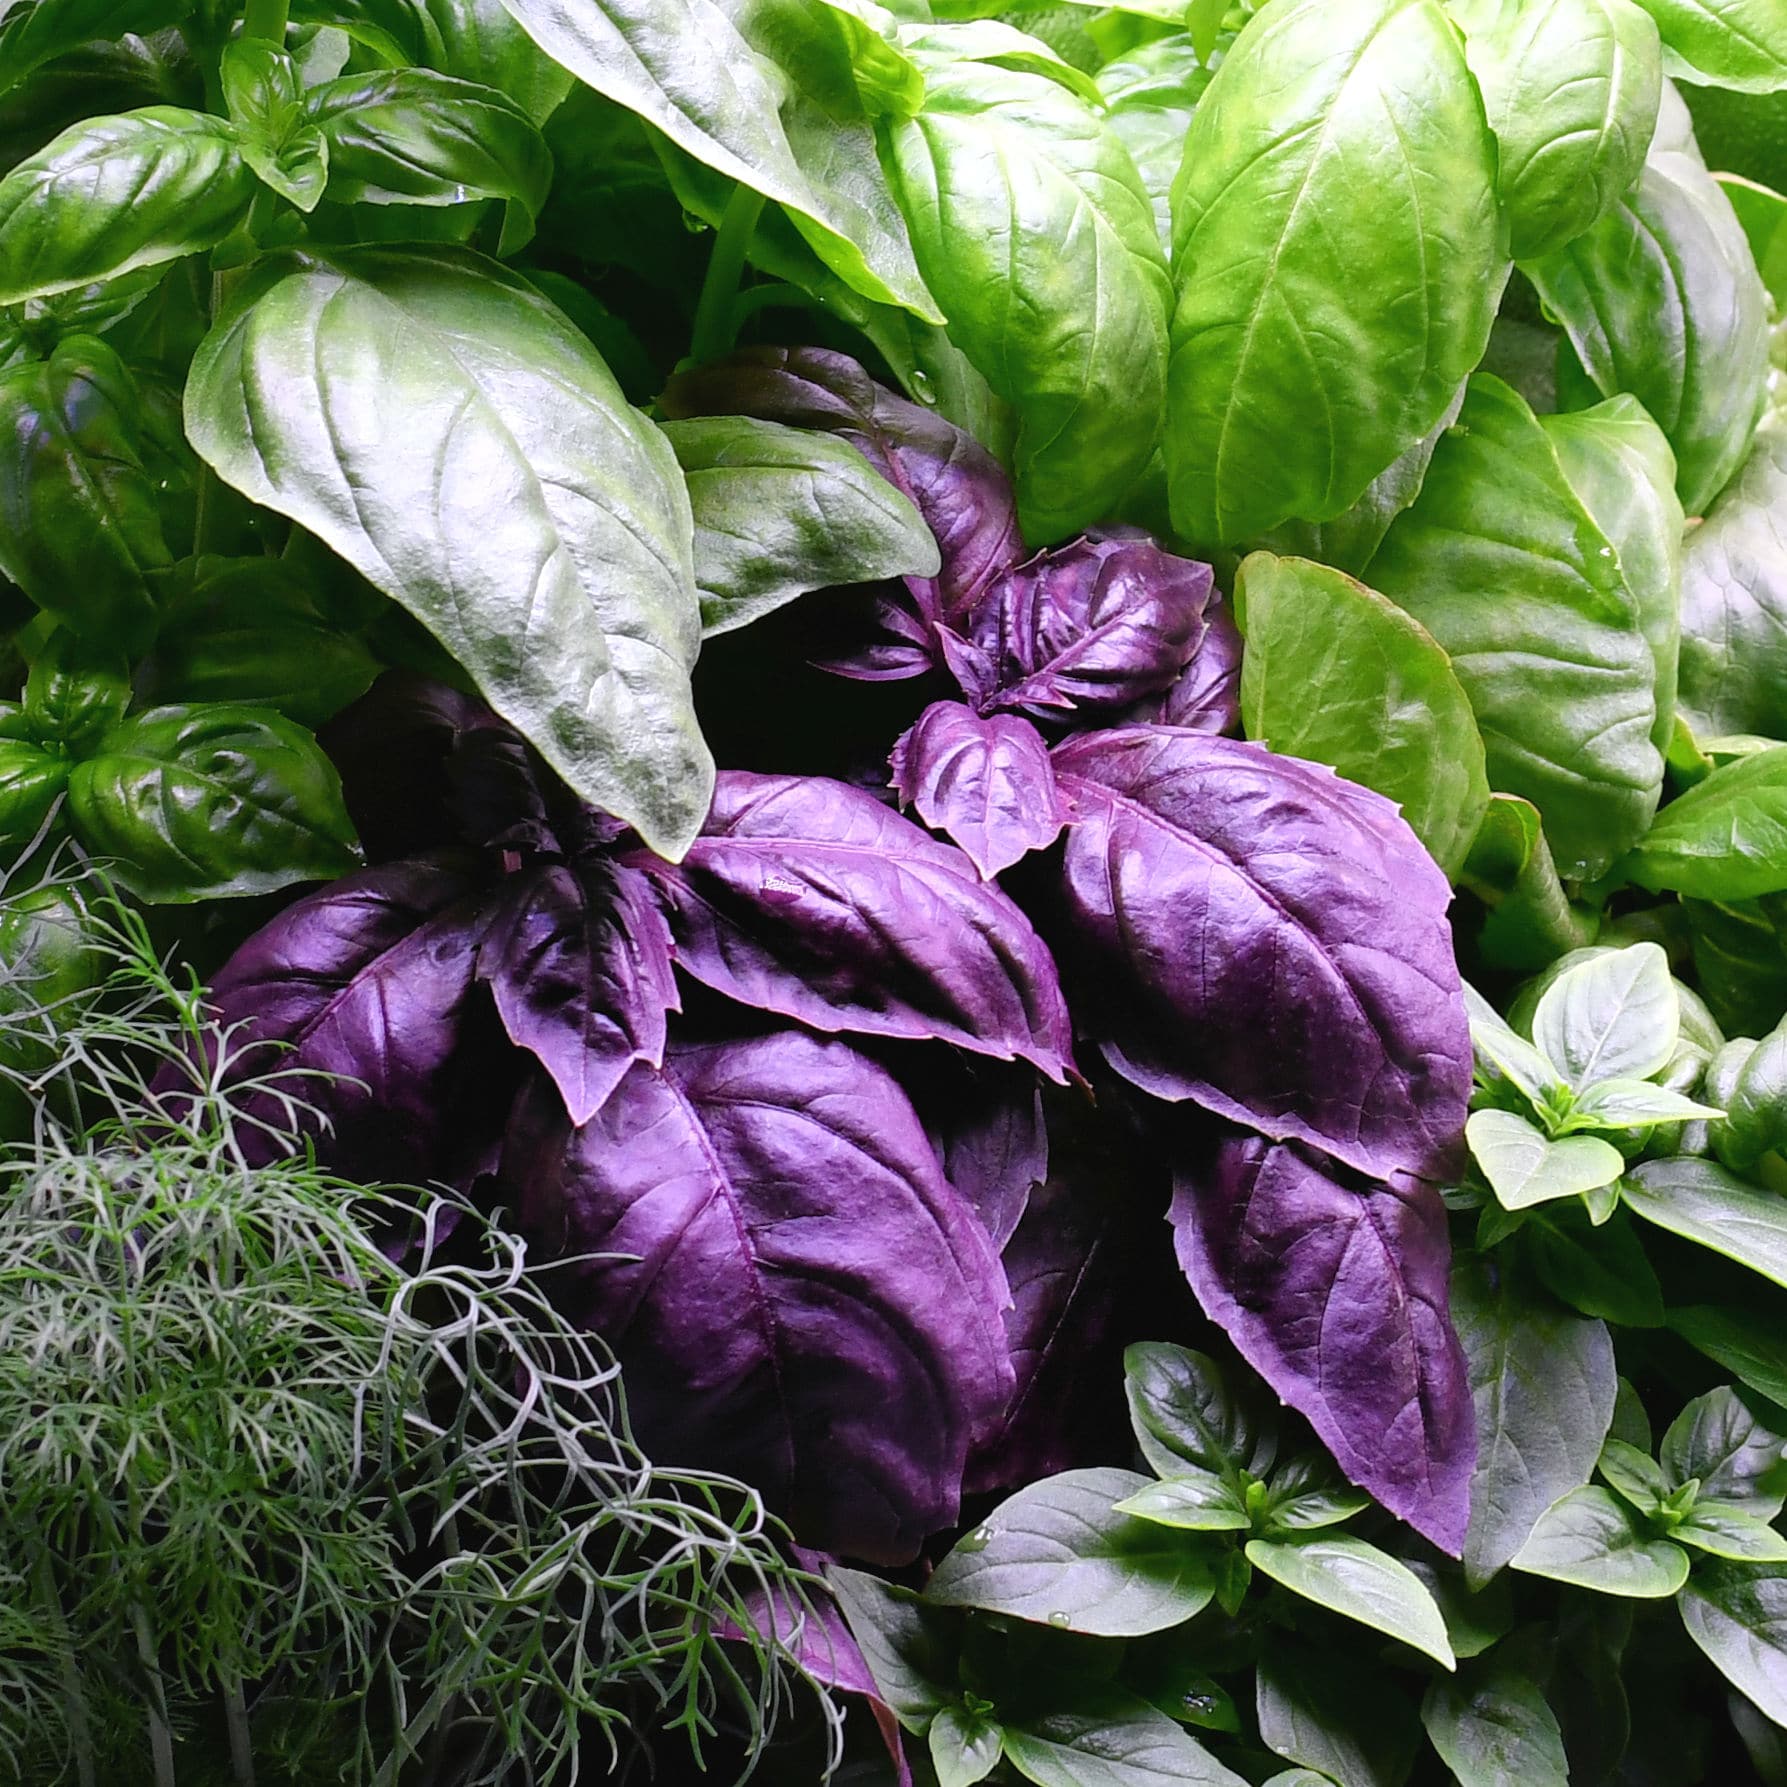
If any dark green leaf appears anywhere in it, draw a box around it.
[22,625,129,754]
[1661,1386,1787,1516]
[1256,1647,1421,1787]
[1671,1305,1787,1412]
[1679,1562,1787,1727]
[1721,1020,1787,1170]
[1123,1341,1270,1483]
[1459,793,1599,972]
[1245,1534,1454,1667]
[1422,1654,1569,1787]
[828,1566,959,1733]
[0,738,67,849]
[0,0,189,96]
[1525,1208,1664,1327]
[222,41,330,214]
[1258,1458,1371,1535]
[1510,1485,1690,1595]
[1684,893,1787,1036]
[1624,1156,1787,1289]
[1000,1691,1249,1787]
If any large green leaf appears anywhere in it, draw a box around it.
[925,1468,1216,1636]
[0,0,189,95]
[1681,1563,1787,1726]
[497,0,938,318]
[1452,1259,1617,1587]
[1523,85,1771,514]
[1421,1656,1569,1787]
[1450,0,1662,259]
[658,415,939,636]
[1256,1648,1421,1787]
[1164,0,1503,547]
[1370,376,1666,880]
[1628,746,1787,900]
[1000,1692,1249,1787]
[887,43,1168,541]
[1624,1156,1787,1289]
[1234,552,1489,879]
[1510,1484,1690,1595]
[0,108,255,304]
[184,246,711,859]
[23,625,130,752]
[1244,1534,1454,1667]
[1629,0,1787,92]
[1095,35,1213,248]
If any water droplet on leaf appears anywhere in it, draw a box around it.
[910,370,937,405]
[1047,1611,1071,1628]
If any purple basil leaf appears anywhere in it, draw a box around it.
[1124,596,1243,736]
[969,533,1214,716]
[1168,1131,1475,1554]
[475,859,677,1125]
[904,1054,1049,1250]
[625,771,1075,1080]
[889,701,1066,881]
[502,1030,1016,1563]
[1048,727,1471,1180]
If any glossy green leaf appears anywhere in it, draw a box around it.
[0,0,189,96]
[828,1567,959,1733]
[1096,36,1213,247]
[1245,1535,1454,1667]
[23,625,129,753]
[1511,1485,1690,1595]
[1523,85,1771,514]
[1164,0,1503,547]
[0,335,170,654]
[67,704,357,902]
[222,39,330,213]
[1453,1259,1617,1587]
[658,415,939,636]
[1525,1207,1665,1326]
[1467,1109,1625,1209]
[184,245,711,859]
[1630,0,1787,92]
[1625,1156,1787,1288]
[1671,1305,1787,1412]
[1234,552,1490,879]
[1259,1459,1372,1534]
[1629,747,1787,900]
[887,46,1169,540]
[1676,1505,1787,1561]
[1256,1648,1421,1787]
[1112,1472,1251,1533]
[1681,1562,1787,1726]
[1459,793,1599,972]
[1123,1342,1270,1483]
[1662,1386,1787,1516]
[1599,1436,1671,1512]
[1721,1019,1787,1169]
[1565,1078,1724,1128]
[0,738,67,849]
[1464,982,1569,1110]
[926,1468,1216,1636]
[1421,1656,1569,1787]
[1685,893,1787,1036]
[1371,377,1665,881]
[1451,0,1662,259]
[1000,1692,1250,1787]
[930,1704,1002,1787]
[0,108,256,303]
[1533,940,1679,1087]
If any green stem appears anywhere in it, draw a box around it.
[727,281,827,330]
[241,0,289,42]
[222,1670,256,1787]
[131,1603,178,1787]
[688,187,765,368]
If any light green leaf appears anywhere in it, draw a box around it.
[1511,1485,1690,1595]
[1259,1458,1372,1534]
[1234,552,1490,879]
[1680,1562,1787,1727]
[1564,1078,1724,1128]
[1533,940,1680,1087]
[184,245,711,859]
[1123,1342,1271,1483]
[1421,1655,1569,1787]
[1097,35,1215,247]
[828,1567,958,1733]
[1112,1471,1251,1533]
[1463,982,1568,1110]
[930,1704,1002,1787]
[1676,1505,1787,1562]
[1662,1386,1787,1515]
[1164,0,1503,547]
[1629,0,1787,92]
[1466,1109,1625,1210]
[1720,174,1787,308]
[658,415,938,636]
[1001,1692,1251,1787]
[1625,1156,1787,1289]
[926,1468,1216,1637]
[1670,1305,1787,1413]
[1719,1019,1787,1170]
[1598,1437,1671,1513]
[1246,1534,1453,1668]
[222,40,330,213]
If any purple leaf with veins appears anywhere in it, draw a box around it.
[1124,596,1243,735]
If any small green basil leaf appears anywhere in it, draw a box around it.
[1459,793,1599,973]
[1629,0,1787,93]
[1675,1505,1787,1562]
[1245,1534,1454,1669]
[1234,552,1490,880]
[1453,1259,1617,1588]
[827,1566,959,1733]
[1523,84,1771,515]
[902,18,1100,106]
[929,1704,1002,1787]
[657,415,938,637]
[223,40,332,216]
[1259,1458,1371,1535]
[1533,941,1680,1088]
[1721,1020,1787,1170]
[1463,983,1569,1111]
[1670,1306,1787,1413]
[67,703,357,902]
[1680,1561,1787,1728]
[1256,1647,1422,1787]
[1123,1341,1272,1483]
[1625,1156,1787,1289]
[1524,1207,1665,1327]
[0,109,256,304]
[1598,1437,1670,1513]
[1111,1471,1251,1533]
[1627,745,1787,901]
[1510,1485,1691,1595]
[0,0,190,96]
[1451,0,1663,260]
[1661,1386,1787,1516]
[0,335,170,654]
[1000,1691,1250,1787]
[22,626,129,753]
[0,738,68,849]
[1165,0,1503,547]
[1096,35,1214,247]
[1563,1079,1724,1129]
[1467,1109,1626,1210]
[306,68,552,251]
[925,1467,1216,1637]
[1421,1654,1569,1787]
[184,246,710,859]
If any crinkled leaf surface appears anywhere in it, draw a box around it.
[1661,1386,1787,1515]
[0,0,190,94]
[1049,726,1471,1179]
[0,740,66,850]
[503,1031,1013,1564]
[1171,1136,1474,1553]
[184,245,711,858]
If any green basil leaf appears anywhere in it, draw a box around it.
[67,703,357,901]
[902,18,1099,106]
[1533,940,1680,1087]
[1598,1437,1671,1513]
[1685,894,1787,1036]
[1613,1376,1655,1452]
[0,335,170,653]
[1000,1691,1250,1787]
[1719,1019,1787,1171]
[827,1566,959,1733]
[1632,748,1787,901]
[657,415,938,636]
[0,108,256,304]
[1676,1505,1787,1562]
[1523,84,1771,515]
[306,67,552,251]
[1421,1655,1569,1787]
[1464,982,1570,1111]
[1565,1078,1724,1128]
[1111,1471,1252,1533]
[0,0,190,96]
[1662,1386,1787,1516]
[1625,1156,1787,1288]
[22,625,129,753]
[0,737,67,849]
[1234,552,1490,879]
[1719,173,1787,306]
[1123,1341,1272,1483]
[1371,377,1666,881]
[1262,1771,1334,1787]
[1259,1459,1371,1535]
[1629,0,1787,93]
[1671,1305,1787,1413]
[1451,0,1663,259]
[1525,1206,1665,1327]
[930,1704,1002,1787]
[1164,0,1503,547]
[1511,1485,1691,1595]
[1096,35,1214,247]
[887,46,1169,540]
[1680,1561,1787,1727]
[1467,1109,1626,1209]
[1459,793,1599,973]
[1245,1534,1454,1668]
[1453,1258,1617,1587]
[497,0,939,319]
[1256,1647,1421,1787]
[184,245,711,859]
[926,1467,1216,1636]
[222,40,330,213]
